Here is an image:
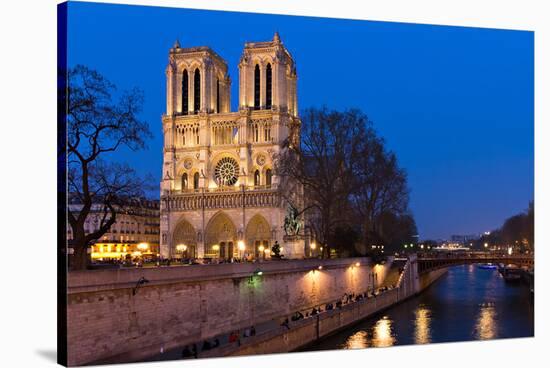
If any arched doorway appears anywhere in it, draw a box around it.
[205,212,237,260]
[246,214,271,259]
[172,219,197,258]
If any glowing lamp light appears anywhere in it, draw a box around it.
[310,242,317,250]
[508,247,513,256]
[237,241,245,251]
[318,265,323,270]
[258,245,265,252]
[484,243,488,248]
[137,242,149,251]
[212,244,220,251]
[254,269,263,276]
[264,248,270,255]
[176,244,187,252]
[280,247,284,253]
[355,262,360,267]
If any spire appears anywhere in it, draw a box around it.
[173,39,181,49]
[273,31,281,43]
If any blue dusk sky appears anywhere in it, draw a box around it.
[66,2,534,240]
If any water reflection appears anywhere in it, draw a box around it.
[307,265,533,353]
[345,330,368,349]
[342,316,396,349]
[414,305,431,344]
[475,303,497,340]
[372,316,396,347]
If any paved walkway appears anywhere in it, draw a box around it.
[145,286,397,362]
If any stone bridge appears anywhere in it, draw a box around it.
[417,252,534,274]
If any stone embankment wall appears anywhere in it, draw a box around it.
[67,257,393,366]
[216,255,448,358]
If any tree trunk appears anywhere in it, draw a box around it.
[71,243,90,271]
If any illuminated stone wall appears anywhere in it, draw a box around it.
[66,257,393,366]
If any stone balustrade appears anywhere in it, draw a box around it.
[162,186,280,211]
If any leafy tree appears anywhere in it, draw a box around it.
[65,65,152,270]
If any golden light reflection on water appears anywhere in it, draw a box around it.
[372,316,396,347]
[414,306,431,344]
[342,316,396,349]
[345,330,368,349]
[476,303,497,340]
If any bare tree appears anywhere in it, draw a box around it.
[65,65,152,270]
[276,107,414,258]
[276,107,373,258]
[351,136,410,246]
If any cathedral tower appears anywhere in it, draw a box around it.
[166,40,231,116]
[238,32,298,116]
[160,34,304,260]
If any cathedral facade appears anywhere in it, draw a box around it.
[160,33,304,260]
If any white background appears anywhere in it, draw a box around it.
[0,0,548,367]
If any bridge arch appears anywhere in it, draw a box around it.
[417,254,534,274]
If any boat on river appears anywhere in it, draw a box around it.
[477,263,497,270]
[500,264,522,282]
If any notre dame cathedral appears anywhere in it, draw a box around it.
[160,33,305,260]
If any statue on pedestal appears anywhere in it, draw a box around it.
[283,204,302,236]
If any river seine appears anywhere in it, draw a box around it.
[303,264,534,351]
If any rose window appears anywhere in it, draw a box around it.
[214,157,239,186]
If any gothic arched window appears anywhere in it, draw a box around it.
[194,68,201,113]
[265,169,272,188]
[182,70,189,115]
[266,63,272,109]
[254,64,260,110]
[254,170,260,187]
[193,172,200,190]
[216,79,220,113]
[181,173,188,190]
